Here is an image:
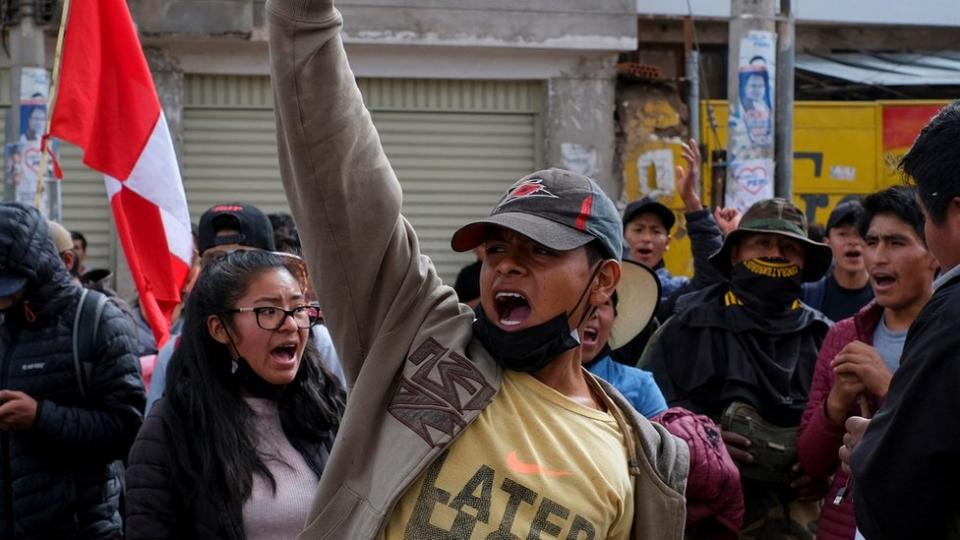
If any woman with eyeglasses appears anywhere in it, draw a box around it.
[124,250,345,540]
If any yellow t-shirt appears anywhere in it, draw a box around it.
[381,369,634,540]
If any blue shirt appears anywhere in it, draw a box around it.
[657,266,689,303]
[872,316,907,374]
[586,355,668,418]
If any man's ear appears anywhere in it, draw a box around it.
[664,234,672,251]
[590,260,621,306]
[61,250,76,273]
[207,315,231,345]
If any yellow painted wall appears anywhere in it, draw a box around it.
[626,99,946,278]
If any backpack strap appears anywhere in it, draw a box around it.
[72,289,109,399]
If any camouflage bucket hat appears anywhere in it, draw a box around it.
[709,198,833,282]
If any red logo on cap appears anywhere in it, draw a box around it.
[212,205,244,213]
[575,195,593,231]
[499,179,558,208]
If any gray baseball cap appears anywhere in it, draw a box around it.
[451,168,624,261]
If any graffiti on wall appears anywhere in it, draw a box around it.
[620,94,685,204]
[617,86,693,274]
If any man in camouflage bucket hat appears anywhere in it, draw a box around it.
[641,197,833,539]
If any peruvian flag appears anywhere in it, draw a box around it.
[47,0,191,348]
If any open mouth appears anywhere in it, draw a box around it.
[636,247,653,257]
[872,271,896,290]
[582,327,599,347]
[844,249,863,260]
[270,343,299,364]
[495,291,531,327]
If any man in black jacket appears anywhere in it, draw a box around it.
[847,101,960,539]
[0,202,145,539]
[641,198,833,538]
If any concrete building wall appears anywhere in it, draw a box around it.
[131,0,254,36]
[636,0,960,27]
[336,0,636,51]
[125,0,637,197]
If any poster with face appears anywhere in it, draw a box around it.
[726,30,777,212]
[4,68,59,220]
[739,67,773,147]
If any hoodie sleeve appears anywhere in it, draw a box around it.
[267,0,465,388]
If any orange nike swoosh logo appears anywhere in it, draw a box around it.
[505,450,572,478]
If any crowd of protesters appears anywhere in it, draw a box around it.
[1,0,959,538]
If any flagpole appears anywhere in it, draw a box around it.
[33,0,72,210]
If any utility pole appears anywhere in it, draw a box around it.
[774,0,795,200]
[725,0,777,212]
[683,17,700,147]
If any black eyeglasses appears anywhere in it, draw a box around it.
[222,305,322,330]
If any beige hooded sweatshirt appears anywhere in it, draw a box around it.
[266,1,690,538]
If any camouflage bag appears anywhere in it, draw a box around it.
[720,401,797,487]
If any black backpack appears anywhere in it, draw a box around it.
[72,288,108,399]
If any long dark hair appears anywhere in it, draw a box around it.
[164,250,345,513]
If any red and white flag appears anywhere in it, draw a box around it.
[47,0,191,348]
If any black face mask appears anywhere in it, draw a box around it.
[220,318,289,400]
[472,264,601,373]
[729,257,804,314]
[231,356,288,400]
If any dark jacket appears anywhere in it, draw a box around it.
[801,273,874,324]
[124,397,333,540]
[642,281,831,427]
[797,302,883,540]
[658,208,725,320]
[0,203,145,540]
[851,272,960,540]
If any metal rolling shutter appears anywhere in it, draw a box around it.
[183,75,543,284]
[59,144,114,274]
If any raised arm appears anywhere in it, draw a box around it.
[268,0,448,385]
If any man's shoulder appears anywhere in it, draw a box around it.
[912,278,960,329]
[672,281,725,317]
[826,313,859,343]
[932,276,960,308]
[607,359,658,387]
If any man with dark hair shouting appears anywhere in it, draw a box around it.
[267,1,689,539]
[845,101,960,540]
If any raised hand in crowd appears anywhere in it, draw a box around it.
[674,138,702,212]
[713,207,742,236]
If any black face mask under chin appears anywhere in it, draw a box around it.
[220,321,289,400]
[472,264,601,373]
[230,356,288,400]
[729,257,804,314]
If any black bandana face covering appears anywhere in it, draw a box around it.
[729,257,803,314]
[472,264,601,373]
